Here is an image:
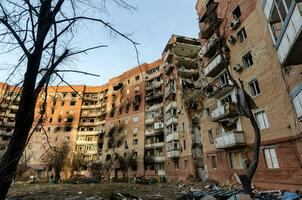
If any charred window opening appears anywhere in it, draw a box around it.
[232,5,241,19]
[105,154,111,161]
[64,126,72,132]
[113,82,123,91]
[133,95,141,111]
[188,99,198,111]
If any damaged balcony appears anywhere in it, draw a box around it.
[146,70,161,81]
[167,150,180,159]
[199,33,220,58]
[144,155,164,163]
[145,142,164,149]
[200,17,222,39]
[113,82,123,91]
[166,117,178,126]
[146,91,163,102]
[178,67,199,79]
[203,79,234,99]
[264,0,302,65]
[214,130,245,149]
[145,80,163,91]
[198,0,219,23]
[211,102,238,122]
[166,131,179,142]
[204,54,226,77]
[146,103,163,111]
[165,63,175,75]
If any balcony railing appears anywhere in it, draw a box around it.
[166,131,179,142]
[146,70,162,81]
[200,18,222,39]
[166,117,178,126]
[145,142,164,149]
[214,130,245,149]
[203,54,225,77]
[167,150,180,158]
[165,101,177,112]
[146,81,163,91]
[178,68,199,79]
[263,0,302,65]
[146,92,163,102]
[205,83,234,99]
[146,103,163,111]
[76,140,98,145]
[199,33,220,58]
[211,102,238,122]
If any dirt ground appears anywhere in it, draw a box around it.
[7,182,179,200]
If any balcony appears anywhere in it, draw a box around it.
[145,117,154,125]
[211,102,238,122]
[146,81,163,91]
[214,131,245,149]
[76,140,98,145]
[204,83,234,99]
[167,150,180,158]
[145,142,164,149]
[165,87,176,98]
[200,17,222,39]
[146,92,163,102]
[203,54,225,77]
[145,130,155,136]
[146,70,162,81]
[199,1,219,23]
[178,68,199,79]
[166,117,178,126]
[165,101,177,112]
[264,0,302,65]
[166,131,179,142]
[146,103,163,111]
[199,33,220,58]
[165,64,175,75]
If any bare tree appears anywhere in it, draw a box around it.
[117,151,135,179]
[0,1,138,197]
[44,142,70,182]
[71,151,85,179]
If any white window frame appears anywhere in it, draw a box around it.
[293,90,302,120]
[264,147,279,169]
[133,115,139,123]
[249,79,261,97]
[255,110,269,129]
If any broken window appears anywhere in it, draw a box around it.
[64,126,72,132]
[249,79,261,97]
[70,101,76,106]
[133,116,139,122]
[124,141,128,149]
[219,72,229,86]
[255,110,269,129]
[211,155,217,169]
[66,117,73,123]
[184,160,188,170]
[221,95,232,105]
[49,117,53,123]
[135,75,140,81]
[232,5,241,19]
[208,130,214,144]
[264,147,279,169]
[183,140,186,150]
[71,92,77,98]
[237,27,247,43]
[132,128,139,136]
[242,51,254,68]
[53,101,56,106]
[173,160,179,170]
[61,101,65,106]
[230,152,245,169]
[133,139,138,145]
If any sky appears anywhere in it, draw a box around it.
[0,0,200,86]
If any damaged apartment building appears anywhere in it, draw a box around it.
[0,1,302,189]
[196,0,302,190]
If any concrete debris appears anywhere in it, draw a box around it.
[109,193,142,200]
[200,195,216,200]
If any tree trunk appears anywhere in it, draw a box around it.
[239,108,261,195]
[0,55,41,199]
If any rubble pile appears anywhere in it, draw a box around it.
[174,181,301,200]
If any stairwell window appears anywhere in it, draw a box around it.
[249,79,261,97]
[242,51,254,68]
[208,130,214,144]
[264,147,279,169]
[237,27,247,43]
[255,110,269,129]
[211,155,217,169]
[232,5,241,19]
